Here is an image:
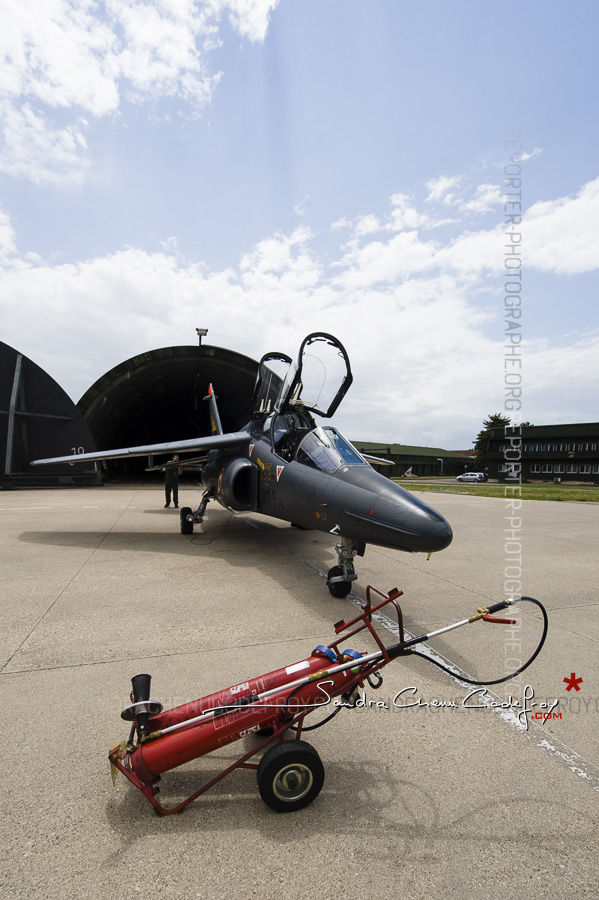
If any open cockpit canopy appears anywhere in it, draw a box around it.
[252,333,353,420]
[252,351,292,418]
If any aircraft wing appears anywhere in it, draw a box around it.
[30,431,251,467]
[144,455,209,472]
[362,453,394,467]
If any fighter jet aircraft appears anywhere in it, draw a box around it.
[31,333,452,596]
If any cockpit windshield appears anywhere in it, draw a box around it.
[324,427,365,465]
[295,427,366,473]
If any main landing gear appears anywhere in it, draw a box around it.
[326,536,365,598]
[180,489,213,535]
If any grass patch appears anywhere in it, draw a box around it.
[395,482,599,502]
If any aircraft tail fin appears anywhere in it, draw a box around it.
[205,384,223,435]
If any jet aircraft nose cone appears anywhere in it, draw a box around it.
[419,506,453,553]
[370,483,453,553]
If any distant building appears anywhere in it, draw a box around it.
[487,422,599,482]
[351,441,475,478]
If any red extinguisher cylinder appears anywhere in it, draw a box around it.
[147,653,332,732]
[130,655,357,783]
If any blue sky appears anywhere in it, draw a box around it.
[1,0,598,449]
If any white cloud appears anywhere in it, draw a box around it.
[425,174,462,205]
[425,177,506,218]
[239,226,316,280]
[2,175,599,448]
[109,0,221,107]
[293,195,309,217]
[219,0,281,42]
[388,193,431,231]
[525,178,599,274]
[0,0,279,186]
[333,231,439,289]
[334,176,599,284]
[435,226,503,275]
[0,104,91,187]
[521,148,542,162]
[0,1,119,116]
[330,217,352,232]
[459,183,503,214]
[0,208,19,260]
[354,214,382,237]
[335,192,454,248]
[0,204,41,266]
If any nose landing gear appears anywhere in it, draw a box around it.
[180,489,214,534]
[327,537,365,597]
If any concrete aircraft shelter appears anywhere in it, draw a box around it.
[1,341,99,488]
[76,344,259,476]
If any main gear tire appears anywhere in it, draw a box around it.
[180,507,193,534]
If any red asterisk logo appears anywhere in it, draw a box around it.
[563,673,583,692]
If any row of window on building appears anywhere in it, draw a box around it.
[499,463,599,474]
[498,442,597,452]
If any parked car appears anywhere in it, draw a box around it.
[456,472,485,482]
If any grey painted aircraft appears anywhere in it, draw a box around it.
[32,333,452,596]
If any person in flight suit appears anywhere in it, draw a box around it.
[162,455,183,508]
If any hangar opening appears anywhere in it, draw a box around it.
[77,344,259,477]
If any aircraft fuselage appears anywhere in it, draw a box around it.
[201,425,452,557]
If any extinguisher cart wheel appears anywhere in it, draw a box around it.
[257,740,324,812]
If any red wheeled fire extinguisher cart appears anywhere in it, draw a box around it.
[109,585,547,816]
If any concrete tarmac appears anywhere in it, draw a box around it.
[1,483,598,899]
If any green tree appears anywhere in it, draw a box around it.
[473,413,511,468]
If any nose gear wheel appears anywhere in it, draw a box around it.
[327,536,364,597]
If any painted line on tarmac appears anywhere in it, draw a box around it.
[0,505,143,511]
[240,516,599,794]
[359,599,599,793]
[0,506,53,510]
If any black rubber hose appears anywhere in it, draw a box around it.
[408,596,548,687]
